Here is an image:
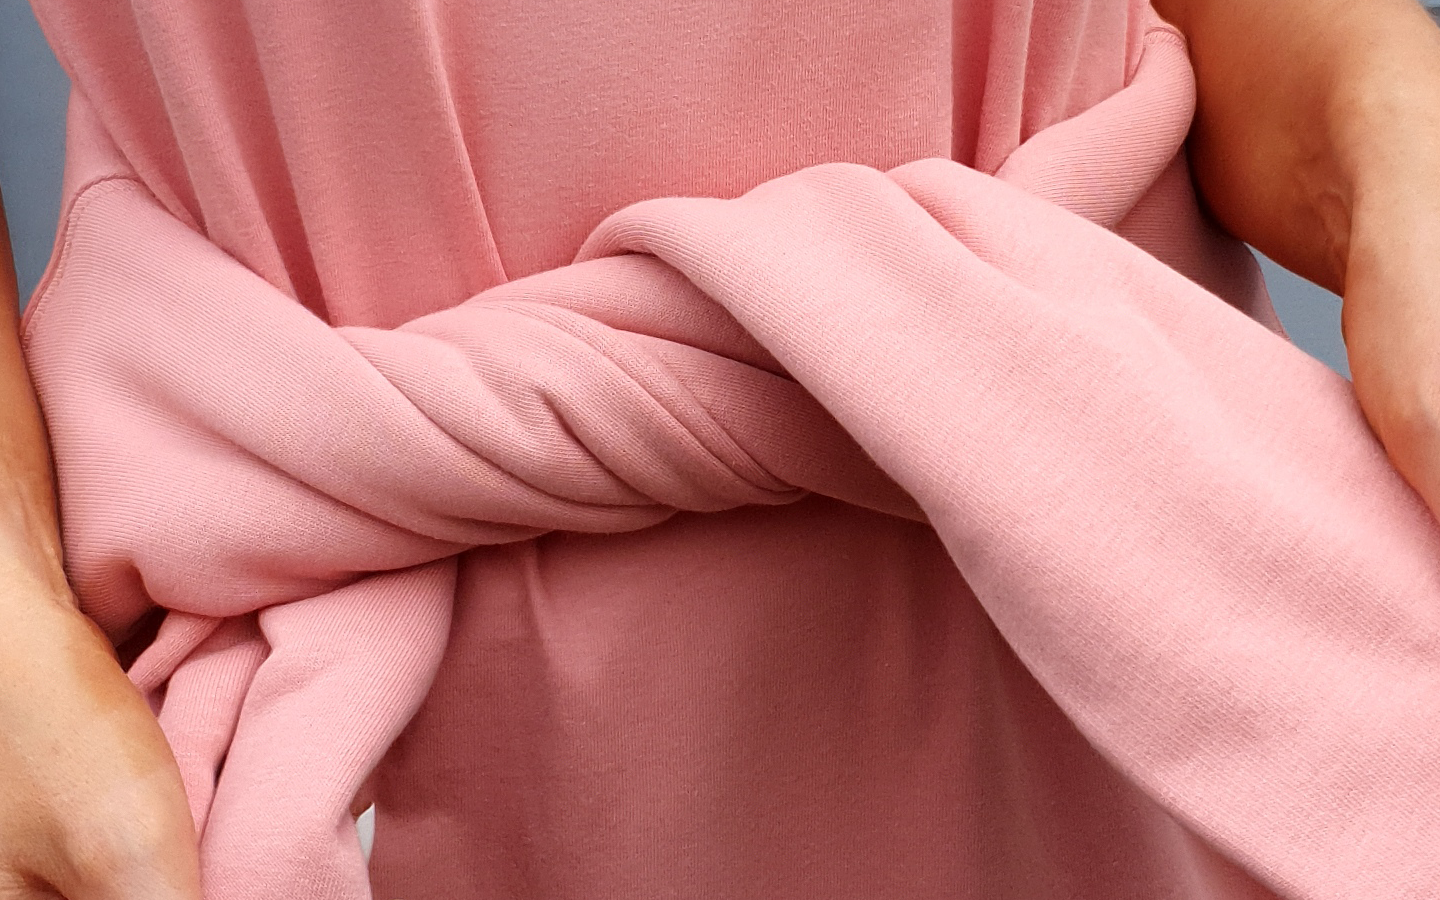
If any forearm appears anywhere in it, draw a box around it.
[1153,0,1440,296]
[0,192,71,610]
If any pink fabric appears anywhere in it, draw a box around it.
[20,1,1440,897]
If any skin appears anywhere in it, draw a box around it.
[1151,0,1440,523]
[0,195,203,899]
[2,1,1440,895]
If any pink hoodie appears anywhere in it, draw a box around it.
[20,1,1440,898]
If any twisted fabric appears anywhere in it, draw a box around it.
[19,16,1440,900]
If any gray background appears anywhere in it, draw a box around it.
[1,0,67,308]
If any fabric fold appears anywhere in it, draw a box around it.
[20,13,1440,900]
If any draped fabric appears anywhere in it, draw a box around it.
[20,1,1440,897]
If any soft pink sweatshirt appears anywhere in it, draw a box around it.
[20,1,1440,898]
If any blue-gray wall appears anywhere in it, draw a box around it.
[1257,254,1349,378]
[1,0,68,305]
[7,0,1428,378]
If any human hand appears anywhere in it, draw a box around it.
[0,590,202,900]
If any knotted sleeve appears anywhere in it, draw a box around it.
[21,23,1440,900]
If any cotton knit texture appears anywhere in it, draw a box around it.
[19,0,1440,898]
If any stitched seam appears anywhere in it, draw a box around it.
[1129,21,1189,85]
[20,176,149,347]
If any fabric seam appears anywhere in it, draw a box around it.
[20,175,149,348]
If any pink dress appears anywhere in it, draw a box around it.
[21,1,1440,898]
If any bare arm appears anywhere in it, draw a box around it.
[0,183,70,605]
[1153,0,1440,518]
[0,193,201,899]
[1152,0,1440,292]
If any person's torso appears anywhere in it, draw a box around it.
[33,0,1151,326]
